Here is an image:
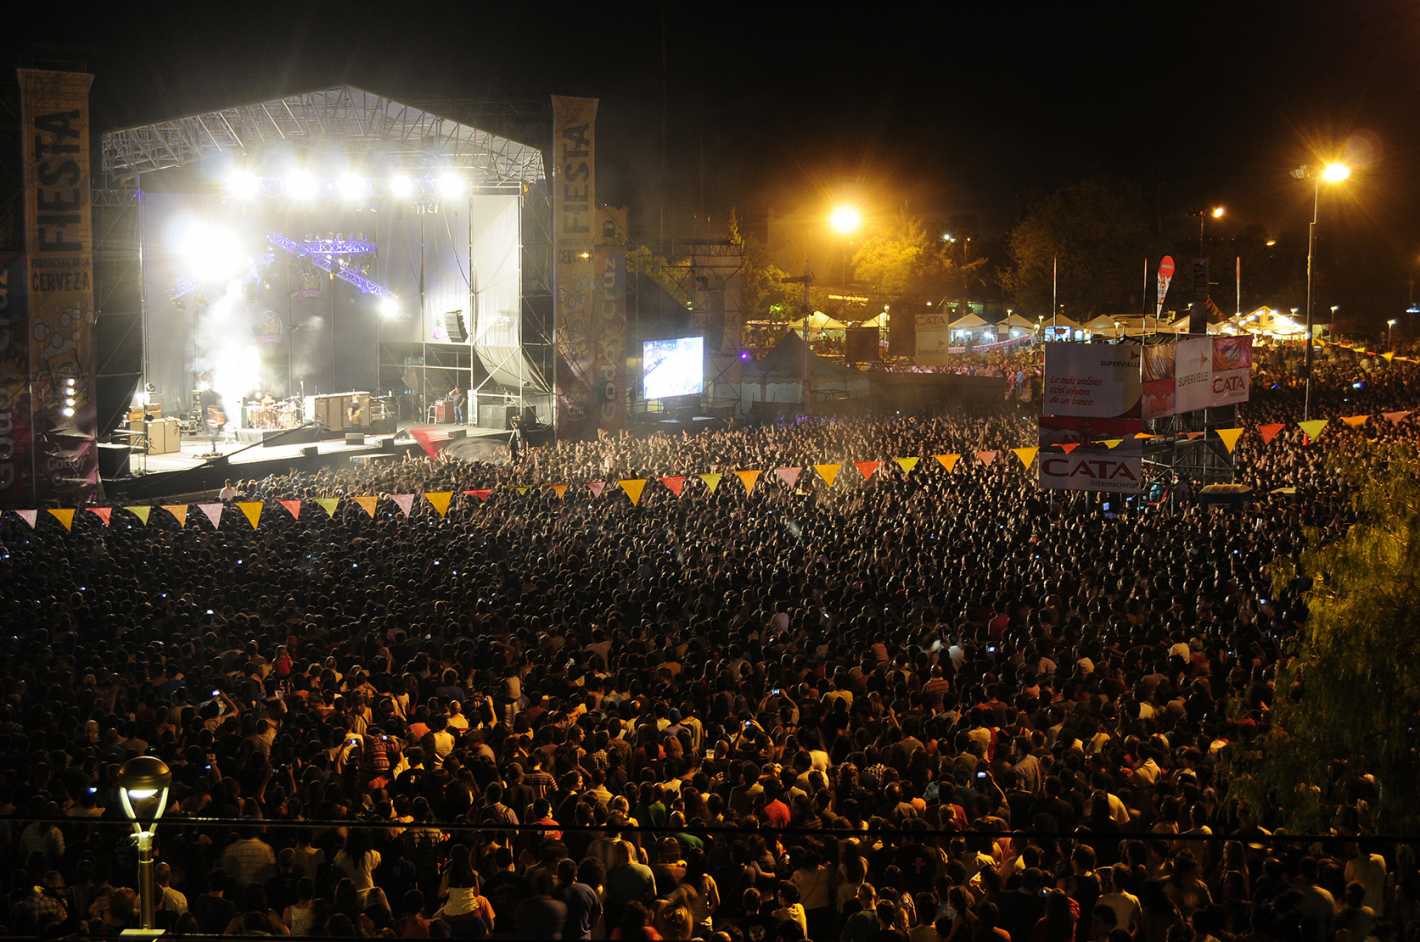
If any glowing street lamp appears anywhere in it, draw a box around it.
[1302,160,1352,419]
[1200,204,1226,252]
[118,756,172,930]
[1210,205,1226,219]
[828,204,862,235]
[1388,318,1398,350]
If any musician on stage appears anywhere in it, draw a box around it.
[447,385,465,424]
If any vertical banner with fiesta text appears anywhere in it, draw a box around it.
[0,254,32,506]
[595,206,627,431]
[551,95,599,438]
[17,69,99,504]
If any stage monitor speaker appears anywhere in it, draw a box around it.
[442,309,469,343]
[505,405,518,429]
[345,432,365,446]
[97,443,130,479]
[380,437,397,452]
[301,445,319,458]
[449,429,467,440]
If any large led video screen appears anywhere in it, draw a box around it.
[642,336,704,400]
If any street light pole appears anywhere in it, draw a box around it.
[1304,177,1318,421]
[118,756,172,931]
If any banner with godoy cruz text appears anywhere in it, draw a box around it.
[594,206,627,432]
[17,69,99,505]
[551,95,600,438]
[0,254,33,506]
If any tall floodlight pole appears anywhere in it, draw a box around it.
[1303,162,1352,421]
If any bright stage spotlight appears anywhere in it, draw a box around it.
[338,171,370,203]
[378,296,400,319]
[389,173,416,199]
[224,168,260,201]
[284,167,319,202]
[435,171,466,200]
[170,217,248,284]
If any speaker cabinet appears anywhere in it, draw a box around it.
[345,432,365,446]
[442,309,469,343]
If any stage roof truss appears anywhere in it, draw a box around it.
[101,85,545,186]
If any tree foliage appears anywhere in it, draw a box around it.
[850,213,952,300]
[1250,443,1420,832]
[1001,178,1151,316]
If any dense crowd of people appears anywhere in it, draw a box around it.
[1,344,1418,941]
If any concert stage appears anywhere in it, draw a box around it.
[104,423,509,502]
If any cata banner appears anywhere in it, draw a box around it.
[551,95,600,438]
[1038,416,1144,494]
[1043,343,1141,418]
[17,69,98,505]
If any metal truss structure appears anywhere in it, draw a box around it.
[100,85,545,188]
[265,234,392,299]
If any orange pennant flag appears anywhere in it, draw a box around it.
[1185,431,1204,440]
[854,460,881,481]
[1216,427,1244,454]
[699,472,723,494]
[314,497,340,518]
[1340,415,1369,428]
[424,491,453,517]
[975,450,997,466]
[1058,443,1079,454]
[1383,410,1411,424]
[734,469,762,493]
[354,496,378,517]
[894,457,920,474]
[278,499,302,520]
[1258,422,1285,445]
[1011,447,1039,469]
[236,500,263,528]
[618,479,648,505]
[162,504,189,527]
[48,508,75,531]
[934,453,961,472]
[88,507,112,527]
[813,463,841,487]
[464,488,494,502]
[660,476,685,497]
[550,483,569,499]
[1298,419,1329,443]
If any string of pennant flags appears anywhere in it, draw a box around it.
[2,409,1412,534]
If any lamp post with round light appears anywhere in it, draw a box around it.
[118,756,172,930]
[1200,205,1225,255]
[1388,318,1398,351]
[1302,161,1352,420]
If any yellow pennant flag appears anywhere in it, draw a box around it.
[934,453,961,472]
[515,485,530,496]
[550,483,568,500]
[1216,427,1245,454]
[1340,414,1369,428]
[1101,438,1124,450]
[894,457,920,474]
[126,505,152,525]
[236,500,263,529]
[734,469,762,493]
[48,508,75,531]
[162,504,189,527]
[1298,418,1329,442]
[354,496,378,517]
[618,479,648,505]
[424,491,453,518]
[699,472,723,494]
[814,463,841,487]
[1383,351,1395,362]
[314,497,340,519]
[1011,447,1039,469]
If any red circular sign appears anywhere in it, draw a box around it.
[1159,256,1176,279]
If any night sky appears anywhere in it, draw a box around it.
[5,0,1418,324]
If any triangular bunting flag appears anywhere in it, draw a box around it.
[854,460,881,481]
[934,453,961,472]
[1258,423,1285,445]
[197,502,224,529]
[463,488,493,502]
[1011,447,1039,469]
[734,469,762,493]
[515,485,530,496]
[236,501,263,528]
[699,472,723,494]
[1185,431,1205,440]
[1216,428,1244,454]
[1340,415,1369,428]
[975,450,997,466]
[1382,351,1395,362]
[659,476,685,497]
[1058,443,1079,455]
[162,504,189,527]
[813,463,841,487]
[1298,419,1329,443]
[278,499,302,520]
[48,508,75,531]
[125,505,151,526]
[1100,439,1124,450]
[549,483,569,500]
[618,479,648,505]
[424,491,453,517]
[16,509,37,529]
[775,467,802,488]
[88,507,113,527]
[353,496,378,518]
[588,481,606,498]
[1134,432,1157,440]
[314,497,340,519]
[1383,410,1411,424]
[894,457,920,474]
[391,494,415,518]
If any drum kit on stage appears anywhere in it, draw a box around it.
[244,396,303,430]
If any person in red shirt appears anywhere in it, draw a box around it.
[759,781,791,829]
